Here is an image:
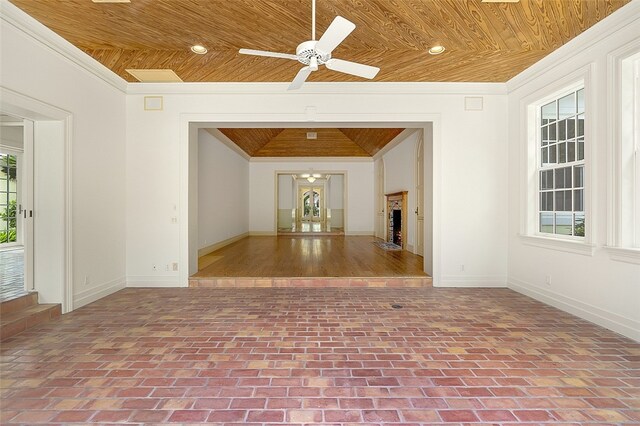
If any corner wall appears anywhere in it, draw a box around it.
[506,2,640,340]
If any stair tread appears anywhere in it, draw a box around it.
[0,303,61,324]
[0,292,39,314]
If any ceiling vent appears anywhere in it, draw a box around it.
[126,69,183,83]
[306,132,317,140]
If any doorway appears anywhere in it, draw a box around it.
[276,172,345,234]
[0,115,33,302]
[1,89,72,312]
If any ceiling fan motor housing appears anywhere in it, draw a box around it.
[296,41,331,66]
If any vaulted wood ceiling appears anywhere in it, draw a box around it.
[217,128,404,157]
[9,0,630,83]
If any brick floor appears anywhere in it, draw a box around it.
[1,287,639,424]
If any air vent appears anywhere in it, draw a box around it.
[126,69,183,83]
[306,132,317,140]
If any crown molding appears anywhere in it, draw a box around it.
[1,0,128,93]
[126,81,507,96]
[507,0,640,92]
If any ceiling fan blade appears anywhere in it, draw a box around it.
[325,58,380,79]
[288,67,312,90]
[314,16,356,54]
[239,48,298,60]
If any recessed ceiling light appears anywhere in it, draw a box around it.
[191,45,208,54]
[428,45,446,55]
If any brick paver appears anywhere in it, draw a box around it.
[1,287,638,424]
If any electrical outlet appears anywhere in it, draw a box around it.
[152,264,157,271]
[545,275,551,285]
[172,262,178,271]
[460,264,465,272]
[83,275,89,285]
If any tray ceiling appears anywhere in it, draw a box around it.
[9,0,630,83]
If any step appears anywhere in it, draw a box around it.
[189,276,433,288]
[0,292,38,315]
[0,303,61,341]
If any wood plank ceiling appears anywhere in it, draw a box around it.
[217,128,404,157]
[9,0,630,83]
[9,0,628,157]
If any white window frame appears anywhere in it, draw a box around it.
[519,65,595,256]
[606,40,640,264]
[536,86,586,239]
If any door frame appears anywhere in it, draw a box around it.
[1,87,74,313]
[184,119,439,285]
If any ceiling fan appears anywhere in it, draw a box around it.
[239,0,380,90]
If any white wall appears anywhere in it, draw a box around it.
[383,131,419,250]
[125,85,508,287]
[506,2,640,341]
[1,3,127,308]
[198,129,249,250]
[328,174,344,227]
[250,161,373,234]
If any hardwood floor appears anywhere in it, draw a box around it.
[194,236,427,278]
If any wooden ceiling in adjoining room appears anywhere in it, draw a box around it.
[216,128,405,157]
[9,0,630,83]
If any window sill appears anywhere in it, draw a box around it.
[519,234,595,256]
[604,246,640,265]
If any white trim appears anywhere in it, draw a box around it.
[345,231,374,236]
[0,87,74,314]
[509,277,640,342]
[74,276,125,309]
[249,231,277,236]
[439,275,507,288]
[127,82,507,96]
[204,129,251,161]
[198,232,249,257]
[0,1,127,93]
[518,65,594,246]
[126,276,184,287]
[179,114,442,288]
[251,157,373,163]
[507,1,640,92]
[372,129,418,161]
[604,246,640,265]
[519,234,595,256]
[607,39,640,249]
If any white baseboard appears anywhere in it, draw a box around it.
[407,244,415,253]
[198,232,249,256]
[438,275,507,288]
[249,231,277,236]
[345,231,374,236]
[74,276,125,309]
[509,277,640,342]
[126,276,185,288]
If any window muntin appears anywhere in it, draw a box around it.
[538,88,585,237]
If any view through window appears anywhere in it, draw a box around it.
[538,88,585,237]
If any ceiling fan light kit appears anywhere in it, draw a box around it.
[239,0,379,90]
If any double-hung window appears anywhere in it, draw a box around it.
[538,88,585,237]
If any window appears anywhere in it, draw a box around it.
[0,153,18,244]
[538,88,585,237]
